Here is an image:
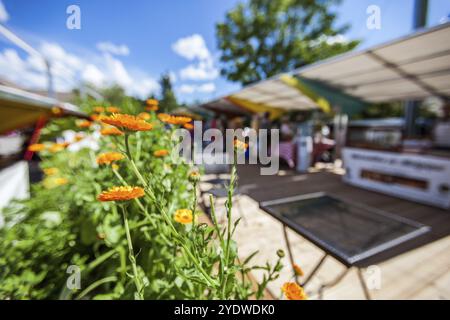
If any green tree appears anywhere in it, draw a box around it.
[216,0,360,85]
[159,73,178,112]
[100,84,127,106]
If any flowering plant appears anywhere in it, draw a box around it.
[0,98,289,300]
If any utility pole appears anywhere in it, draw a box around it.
[404,0,428,138]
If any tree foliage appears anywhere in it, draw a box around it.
[216,0,360,85]
[158,73,179,113]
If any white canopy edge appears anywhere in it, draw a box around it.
[295,22,450,103]
[200,22,450,113]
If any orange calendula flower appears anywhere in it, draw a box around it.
[137,112,151,120]
[174,209,193,224]
[77,120,92,128]
[153,149,169,157]
[90,114,103,122]
[100,126,124,136]
[183,123,194,130]
[43,167,59,176]
[281,282,308,300]
[96,152,125,165]
[93,106,105,113]
[101,114,153,131]
[146,98,158,106]
[48,143,67,153]
[98,186,145,202]
[145,105,159,112]
[158,113,192,125]
[28,143,46,152]
[293,264,304,277]
[233,139,248,151]
[106,106,121,113]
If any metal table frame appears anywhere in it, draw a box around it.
[260,192,431,300]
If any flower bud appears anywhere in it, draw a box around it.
[277,249,285,258]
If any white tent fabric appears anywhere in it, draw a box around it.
[232,78,317,110]
[297,22,450,103]
[0,161,29,227]
[201,22,450,113]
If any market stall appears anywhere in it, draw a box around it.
[342,119,450,209]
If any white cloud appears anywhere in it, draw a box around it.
[172,34,219,82]
[172,34,210,61]
[198,82,216,93]
[82,64,105,87]
[0,42,158,99]
[104,53,133,88]
[0,0,9,23]
[179,61,219,81]
[179,84,195,94]
[96,42,130,56]
[179,82,215,94]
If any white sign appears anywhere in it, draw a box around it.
[342,147,450,209]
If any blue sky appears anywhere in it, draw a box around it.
[0,0,449,103]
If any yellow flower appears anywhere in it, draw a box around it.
[112,164,119,171]
[76,120,92,128]
[28,143,46,152]
[293,264,304,277]
[93,106,105,113]
[158,113,192,125]
[43,177,68,189]
[100,127,124,136]
[281,282,308,300]
[52,107,62,115]
[96,152,125,165]
[233,139,248,151]
[137,112,151,120]
[101,113,153,131]
[97,186,145,202]
[174,209,193,224]
[43,167,59,176]
[106,106,121,113]
[48,143,67,153]
[54,177,68,186]
[153,149,169,157]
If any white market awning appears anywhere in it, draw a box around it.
[296,22,450,103]
[200,22,450,116]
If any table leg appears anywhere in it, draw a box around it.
[301,253,328,287]
[282,225,299,284]
[318,268,349,300]
[357,268,372,300]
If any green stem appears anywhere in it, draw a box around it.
[76,276,117,300]
[122,133,217,288]
[113,167,156,228]
[222,147,238,298]
[121,205,144,300]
